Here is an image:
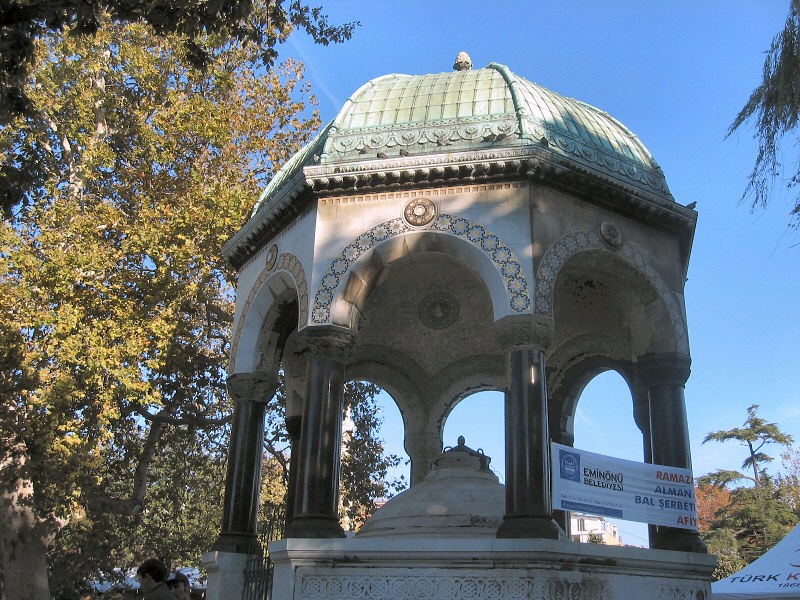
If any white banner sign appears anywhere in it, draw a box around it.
[551,442,698,530]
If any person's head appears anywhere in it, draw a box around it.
[167,571,191,600]
[136,558,169,593]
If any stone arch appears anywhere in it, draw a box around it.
[310,213,531,328]
[345,360,415,438]
[535,228,689,355]
[440,389,506,471]
[440,384,504,432]
[230,252,308,373]
[548,354,645,446]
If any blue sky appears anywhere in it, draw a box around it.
[283,1,799,544]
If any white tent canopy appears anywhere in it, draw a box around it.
[712,524,800,599]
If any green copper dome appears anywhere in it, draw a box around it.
[250,61,671,216]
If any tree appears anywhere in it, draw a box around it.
[259,376,405,533]
[702,404,794,487]
[698,407,798,580]
[702,527,746,581]
[726,0,800,228]
[47,426,227,598]
[339,382,404,530]
[0,10,321,598]
[699,473,798,579]
[711,477,797,564]
[0,0,356,122]
[695,483,731,532]
[46,376,403,597]
[777,447,800,514]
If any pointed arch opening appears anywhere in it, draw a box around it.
[442,390,506,483]
[573,370,650,548]
[340,381,409,533]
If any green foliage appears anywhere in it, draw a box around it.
[256,375,406,535]
[776,447,800,514]
[0,0,356,128]
[715,477,797,563]
[696,469,749,488]
[702,404,794,486]
[587,532,604,544]
[699,407,798,580]
[0,8,321,597]
[703,527,747,581]
[47,427,226,597]
[339,382,405,530]
[701,475,798,580]
[727,0,800,227]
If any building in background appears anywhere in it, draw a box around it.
[570,514,623,546]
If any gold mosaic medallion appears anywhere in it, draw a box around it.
[600,221,622,248]
[265,244,278,271]
[418,292,460,330]
[403,198,437,227]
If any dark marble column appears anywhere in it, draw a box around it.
[284,330,354,538]
[283,415,302,530]
[630,375,658,546]
[640,353,707,553]
[214,373,276,553]
[497,348,564,539]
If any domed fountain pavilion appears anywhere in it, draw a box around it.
[203,54,715,599]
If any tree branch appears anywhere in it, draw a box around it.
[87,419,165,516]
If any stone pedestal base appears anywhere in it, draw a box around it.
[496,515,564,540]
[269,537,715,600]
[201,550,252,600]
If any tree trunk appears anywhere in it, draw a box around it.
[0,450,51,600]
[748,440,760,487]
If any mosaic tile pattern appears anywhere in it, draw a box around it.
[311,213,530,324]
[534,229,689,354]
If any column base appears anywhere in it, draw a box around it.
[650,527,707,553]
[552,509,570,536]
[211,531,260,554]
[201,550,251,600]
[285,515,346,539]
[496,516,565,540]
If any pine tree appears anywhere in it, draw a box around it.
[702,404,794,487]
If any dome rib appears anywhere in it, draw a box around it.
[486,62,527,140]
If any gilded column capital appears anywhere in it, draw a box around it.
[494,314,554,354]
[227,372,278,403]
[637,353,691,388]
[297,327,357,362]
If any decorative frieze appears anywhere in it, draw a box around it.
[296,570,707,600]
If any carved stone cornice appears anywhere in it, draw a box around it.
[296,327,357,363]
[637,353,691,388]
[227,372,278,403]
[224,145,697,274]
[494,314,555,354]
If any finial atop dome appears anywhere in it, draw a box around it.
[453,51,472,71]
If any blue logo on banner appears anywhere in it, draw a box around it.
[559,449,580,482]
